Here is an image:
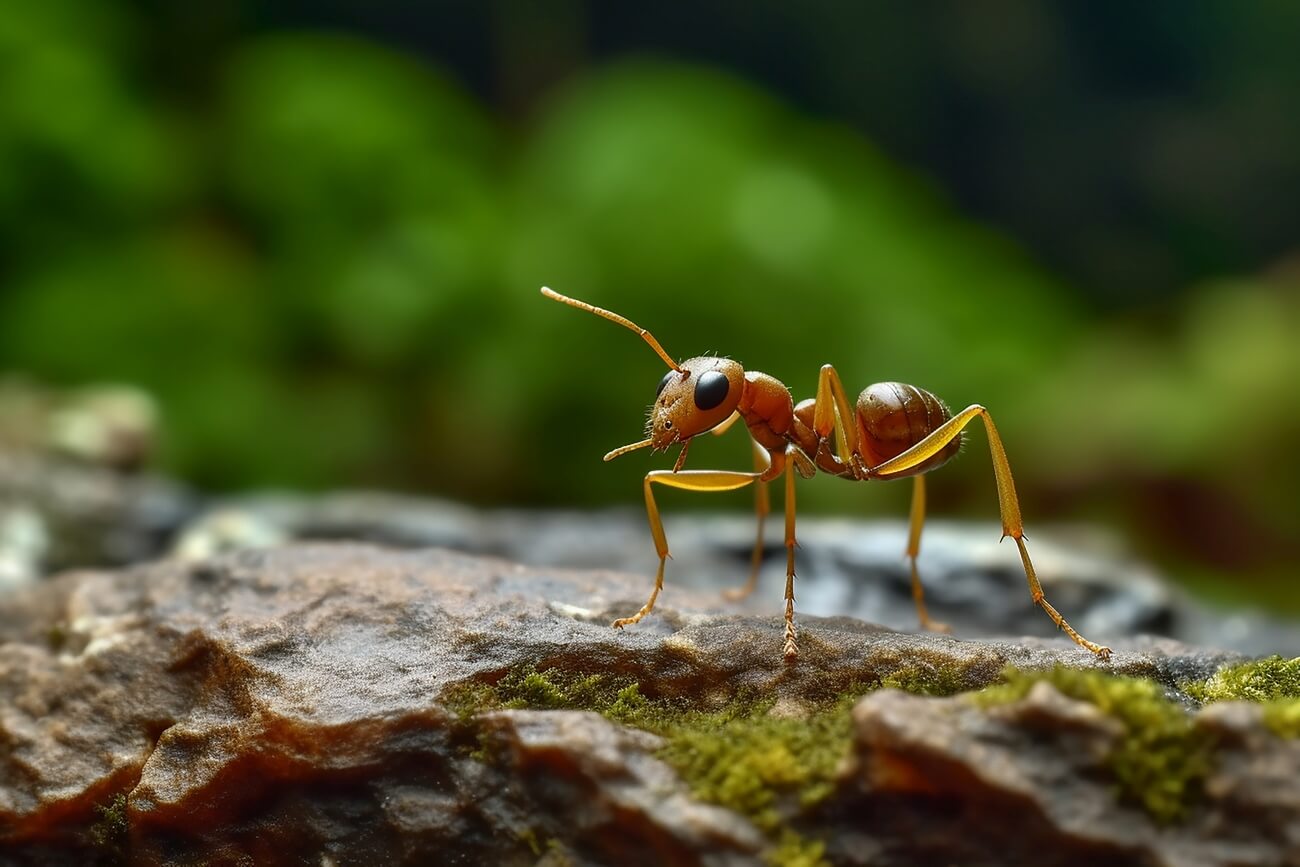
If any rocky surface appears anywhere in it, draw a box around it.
[1,543,1294,866]
[0,380,185,587]
[833,687,1300,867]
[0,451,191,588]
[3,444,1295,658]
[176,491,1300,656]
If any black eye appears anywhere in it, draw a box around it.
[694,371,730,410]
[655,371,674,398]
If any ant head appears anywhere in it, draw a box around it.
[540,288,746,461]
[648,357,744,451]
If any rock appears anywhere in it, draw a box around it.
[2,543,1286,866]
[0,378,193,575]
[0,449,194,573]
[833,686,1300,867]
[175,491,1300,656]
[0,506,47,593]
[477,710,766,864]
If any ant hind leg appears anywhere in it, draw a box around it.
[871,406,1111,660]
[905,475,951,633]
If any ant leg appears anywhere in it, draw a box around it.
[724,438,772,602]
[812,364,860,464]
[782,447,799,661]
[613,457,780,629]
[870,406,1112,660]
[906,475,951,633]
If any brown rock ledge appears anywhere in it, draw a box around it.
[0,544,1264,865]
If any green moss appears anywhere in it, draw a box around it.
[767,829,829,867]
[1184,656,1300,740]
[878,657,981,696]
[439,665,863,860]
[503,671,570,709]
[442,681,498,722]
[1183,655,1300,704]
[541,837,576,866]
[90,792,129,851]
[495,666,637,712]
[605,682,653,724]
[1263,700,1300,739]
[46,622,67,652]
[517,826,542,856]
[657,694,856,830]
[974,666,1213,823]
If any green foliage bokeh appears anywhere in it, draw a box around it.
[1,0,1297,604]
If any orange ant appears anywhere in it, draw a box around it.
[542,287,1112,663]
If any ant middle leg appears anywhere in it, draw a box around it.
[905,474,951,633]
[781,446,800,661]
[723,438,773,602]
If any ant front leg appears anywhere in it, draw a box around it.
[871,406,1112,660]
[615,455,782,629]
[618,451,800,663]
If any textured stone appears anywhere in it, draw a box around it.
[0,449,192,574]
[833,686,1300,867]
[173,492,1300,656]
[0,543,1283,866]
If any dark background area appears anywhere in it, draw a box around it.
[250,0,1300,305]
[2,0,1297,609]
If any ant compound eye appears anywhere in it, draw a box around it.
[694,371,730,411]
[655,371,674,398]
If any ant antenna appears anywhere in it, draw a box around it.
[541,287,681,372]
[603,438,652,461]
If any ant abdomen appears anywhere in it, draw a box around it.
[856,382,962,477]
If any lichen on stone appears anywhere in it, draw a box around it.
[974,665,1214,823]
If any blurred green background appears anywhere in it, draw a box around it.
[1,1,1297,608]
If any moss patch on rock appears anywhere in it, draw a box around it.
[876,652,985,697]
[1262,701,1300,739]
[1184,655,1300,703]
[443,665,877,866]
[444,655,1297,854]
[1184,655,1300,739]
[90,792,129,854]
[974,665,1214,823]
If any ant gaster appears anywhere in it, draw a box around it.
[542,287,1112,662]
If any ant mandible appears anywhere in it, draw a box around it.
[541,287,1112,663]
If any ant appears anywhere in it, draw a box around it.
[542,287,1112,663]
